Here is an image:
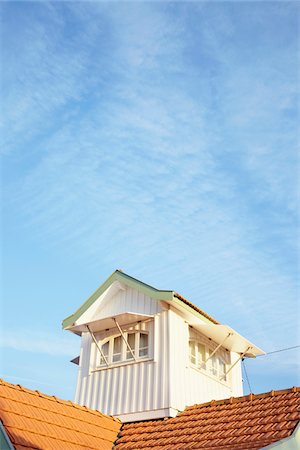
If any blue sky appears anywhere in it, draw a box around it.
[1,1,299,401]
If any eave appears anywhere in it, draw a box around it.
[62,269,219,331]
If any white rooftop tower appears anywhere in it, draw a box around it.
[63,270,264,422]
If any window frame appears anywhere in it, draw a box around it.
[189,339,228,382]
[97,330,150,368]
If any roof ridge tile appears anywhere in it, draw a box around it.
[185,386,300,410]
[173,292,220,324]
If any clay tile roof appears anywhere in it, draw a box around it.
[174,293,220,324]
[0,379,121,450]
[114,387,300,450]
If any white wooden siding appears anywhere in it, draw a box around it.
[93,286,162,320]
[168,308,243,411]
[74,290,243,420]
[75,310,170,418]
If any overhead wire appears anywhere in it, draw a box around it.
[241,344,299,394]
[256,345,300,357]
[242,359,252,393]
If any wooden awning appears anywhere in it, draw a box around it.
[66,312,154,334]
[193,323,265,357]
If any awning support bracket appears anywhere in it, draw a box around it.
[225,346,251,376]
[86,324,109,367]
[204,332,233,364]
[113,317,137,361]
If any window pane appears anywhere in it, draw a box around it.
[209,351,218,376]
[102,341,109,356]
[219,358,226,381]
[139,348,148,357]
[140,333,148,348]
[189,341,196,365]
[113,336,121,362]
[100,341,109,365]
[198,344,206,369]
[126,333,135,360]
[189,341,196,355]
[128,333,135,349]
[139,333,148,357]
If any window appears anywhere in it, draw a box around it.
[189,341,196,365]
[139,333,148,357]
[189,339,227,382]
[189,341,206,370]
[113,336,122,363]
[126,333,135,360]
[208,350,218,376]
[98,331,149,367]
[218,357,227,381]
[198,343,206,370]
[100,341,109,366]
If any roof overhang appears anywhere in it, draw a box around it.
[62,270,174,330]
[62,270,264,356]
[65,312,154,334]
[192,323,265,357]
[62,270,221,332]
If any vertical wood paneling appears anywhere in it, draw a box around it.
[162,310,169,407]
[77,332,92,406]
[101,370,108,414]
[74,296,244,419]
[76,310,171,417]
[167,308,243,412]
[98,369,105,412]
[94,286,161,320]
[230,352,243,397]
[122,365,130,414]
[146,362,152,410]
[114,366,121,415]
[79,376,86,406]
[91,372,100,411]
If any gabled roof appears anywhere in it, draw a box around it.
[62,269,219,330]
[62,270,264,357]
[114,387,300,450]
[0,379,121,450]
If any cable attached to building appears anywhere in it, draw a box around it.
[257,345,300,357]
[242,358,253,393]
[241,344,299,394]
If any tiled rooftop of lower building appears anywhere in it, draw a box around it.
[114,387,300,450]
[1,379,299,450]
[0,379,121,450]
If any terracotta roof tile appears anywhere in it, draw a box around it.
[114,387,300,450]
[0,379,121,450]
[174,293,220,324]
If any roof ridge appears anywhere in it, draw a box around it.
[115,269,172,293]
[0,378,120,423]
[186,386,300,410]
[63,270,220,330]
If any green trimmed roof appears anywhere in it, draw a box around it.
[62,270,219,330]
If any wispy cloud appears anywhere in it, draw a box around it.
[2,2,299,394]
[1,329,77,357]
